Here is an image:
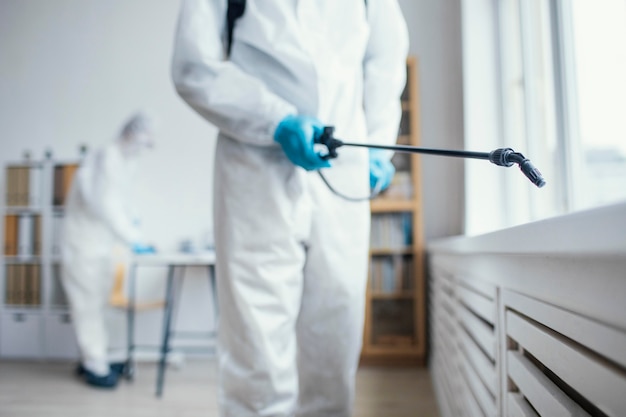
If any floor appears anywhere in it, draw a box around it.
[0,360,440,417]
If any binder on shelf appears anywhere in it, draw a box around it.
[53,164,79,206]
[63,164,78,198]
[17,214,34,257]
[51,263,68,307]
[13,167,23,206]
[28,166,42,206]
[24,264,33,305]
[4,264,14,304]
[53,165,64,206]
[6,167,17,206]
[28,264,41,306]
[4,215,18,255]
[33,215,42,256]
[16,263,26,305]
[20,166,30,206]
[8,166,30,207]
[51,215,64,256]
[6,165,43,207]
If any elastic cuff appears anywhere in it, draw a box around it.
[83,359,109,376]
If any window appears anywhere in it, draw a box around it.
[571,0,626,209]
[497,0,626,221]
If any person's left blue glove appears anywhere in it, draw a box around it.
[131,243,156,254]
[369,149,396,191]
[274,115,332,171]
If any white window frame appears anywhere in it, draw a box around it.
[545,0,583,212]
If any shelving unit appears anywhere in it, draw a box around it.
[361,56,426,366]
[1,157,81,359]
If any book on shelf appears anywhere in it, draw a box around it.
[370,254,414,293]
[370,213,412,249]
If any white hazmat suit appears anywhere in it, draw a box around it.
[61,113,154,377]
[172,1,408,415]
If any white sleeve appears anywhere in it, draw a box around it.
[363,0,410,149]
[171,0,297,145]
[79,150,140,245]
[97,172,141,245]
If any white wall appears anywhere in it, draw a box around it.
[0,0,216,245]
[0,0,465,348]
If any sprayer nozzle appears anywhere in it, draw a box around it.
[519,160,546,188]
[489,148,546,188]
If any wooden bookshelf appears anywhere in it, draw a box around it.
[361,56,426,366]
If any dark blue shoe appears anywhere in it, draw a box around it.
[84,370,119,389]
[76,362,128,376]
[75,363,86,376]
[109,361,127,375]
[75,364,119,389]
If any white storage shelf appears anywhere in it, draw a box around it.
[428,202,626,417]
[2,158,80,360]
[0,312,43,358]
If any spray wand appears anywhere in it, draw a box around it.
[317,126,546,188]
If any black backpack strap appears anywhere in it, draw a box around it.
[226,0,246,57]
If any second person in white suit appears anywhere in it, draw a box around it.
[61,113,155,388]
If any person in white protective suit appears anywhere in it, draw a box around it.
[172,0,408,415]
[61,112,155,389]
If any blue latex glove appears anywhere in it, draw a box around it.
[132,243,156,254]
[274,115,332,171]
[369,150,396,191]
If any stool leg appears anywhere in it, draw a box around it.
[156,265,176,398]
[208,265,218,320]
[126,263,137,381]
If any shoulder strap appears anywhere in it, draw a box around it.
[226,0,246,57]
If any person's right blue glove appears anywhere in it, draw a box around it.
[274,115,332,171]
[132,243,156,255]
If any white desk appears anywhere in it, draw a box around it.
[124,252,217,397]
